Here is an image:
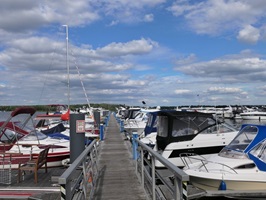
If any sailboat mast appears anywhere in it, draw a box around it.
[63,25,70,110]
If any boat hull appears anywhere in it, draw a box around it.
[189,175,266,191]
[240,112,266,120]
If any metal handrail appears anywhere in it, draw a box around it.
[58,139,98,200]
[133,137,189,200]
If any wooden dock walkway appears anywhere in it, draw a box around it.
[93,114,148,200]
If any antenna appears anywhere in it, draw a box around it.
[62,25,70,110]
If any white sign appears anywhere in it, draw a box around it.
[76,120,85,133]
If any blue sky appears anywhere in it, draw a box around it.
[1,0,266,107]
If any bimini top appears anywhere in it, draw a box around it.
[11,106,36,117]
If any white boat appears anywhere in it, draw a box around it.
[153,110,238,168]
[124,108,159,137]
[240,111,266,120]
[115,107,127,119]
[183,124,266,191]
[215,106,234,119]
[123,107,141,120]
[7,130,70,168]
[0,107,70,169]
[194,106,234,119]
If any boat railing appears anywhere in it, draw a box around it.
[180,152,238,174]
[179,152,207,167]
[132,135,190,200]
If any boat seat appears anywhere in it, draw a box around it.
[17,147,50,184]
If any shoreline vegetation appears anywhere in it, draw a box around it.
[0,104,122,112]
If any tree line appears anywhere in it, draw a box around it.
[0,103,123,112]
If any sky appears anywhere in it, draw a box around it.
[1,0,266,107]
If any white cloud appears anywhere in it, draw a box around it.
[0,0,100,33]
[97,38,158,57]
[1,0,266,106]
[174,89,191,94]
[168,0,266,41]
[95,0,165,24]
[174,54,197,66]
[175,57,266,81]
[237,25,260,44]
[208,87,242,93]
[143,14,154,22]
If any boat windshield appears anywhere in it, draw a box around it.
[0,128,24,143]
[249,139,266,162]
[200,123,236,134]
[20,129,48,141]
[133,112,143,119]
[219,125,258,158]
[146,113,157,127]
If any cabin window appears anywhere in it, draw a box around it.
[171,118,196,137]
[201,123,234,134]
[235,163,256,169]
[157,116,168,137]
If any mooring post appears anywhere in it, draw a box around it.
[93,111,100,129]
[70,113,85,163]
[132,132,138,160]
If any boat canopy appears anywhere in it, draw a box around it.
[11,107,36,117]
[156,111,217,151]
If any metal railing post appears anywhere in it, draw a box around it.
[100,124,104,141]
[151,156,156,200]
[120,120,124,132]
[132,132,138,160]
[133,139,190,200]
[141,148,144,188]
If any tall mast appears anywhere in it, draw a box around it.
[63,25,70,110]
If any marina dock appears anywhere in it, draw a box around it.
[2,111,266,200]
[0,114,148,200]
[93,114,147,200]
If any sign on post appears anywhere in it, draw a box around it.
[76,120,85,133]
